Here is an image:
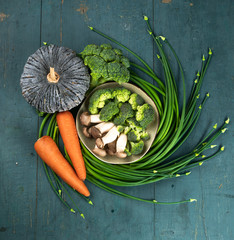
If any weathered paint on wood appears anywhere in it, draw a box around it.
[0,0,233,240]
[0,1,41,239]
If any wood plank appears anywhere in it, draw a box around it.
[0,1,41,240]
[40,0,62,45]
[0,0,233,239]
[33,1,67,238]
[34,1,156,240]
[153,1,234,239]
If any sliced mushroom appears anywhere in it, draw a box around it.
[96,138,105,149]
[116,133,127,153]
[90,122,115,138]
[82,127,91,138]
[92,145,107,157]
[106,149,116,156]
[88,127,92,136]
[96,126,120,149]
[107,140,117,153]
[90,123,105,138]
[80,112,102,126]
[114,133,128,158]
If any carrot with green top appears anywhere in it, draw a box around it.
[34,135,90,197]
[56,111,86,180]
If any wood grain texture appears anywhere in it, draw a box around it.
[35,1,155,240]
[0,1,41,240]
[154,1,234,239]
[0,0,233,240]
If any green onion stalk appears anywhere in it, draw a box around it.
[82,16,229,204]
[38,16,229,207]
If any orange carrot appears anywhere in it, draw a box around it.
[56,111,86,180]
[34,136,90,197]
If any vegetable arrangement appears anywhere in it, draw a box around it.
[20,16,229,217]
[79,86,155,159]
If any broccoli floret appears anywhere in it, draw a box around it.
[100,48,116,62]
[101,43,112,49]
[140,131,150,140]
[126,117,142,133]
[124,126,131,135]
[113,48,123,56]
[116,125,125,133]
[126,117,142,130]
[135,103,155,129]
[99,102,119,121]
[88,89,113,114]
[126,118,150,141]
[83,55,108,86]
[81,44,130,88]
[118,102,123,108]
[130,140,144,155]
[80,44,102,56]
[127,130,141,142]
[120,102,134,117]
[113,103,134,125]
[129,93,145,110]
[112,87,131,103]
[120,56,130,68]
[113,115,125,126]
[126,118,142,142]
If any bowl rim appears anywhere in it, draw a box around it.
[76,82,160,164]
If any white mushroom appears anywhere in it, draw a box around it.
[116,133,127,153]
[82,127,91,138]
[96,126,120,149]
[107,140,117,153]
[115,133,128,158]
[115,152,127,158]
[90,122,115,138]
[80,112,102,126]
[92,145,107,157]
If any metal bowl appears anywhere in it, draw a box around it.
[76,82,160,164]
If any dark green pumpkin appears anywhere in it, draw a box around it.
[20,45,90,113]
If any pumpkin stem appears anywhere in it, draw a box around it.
[47,67,60,83]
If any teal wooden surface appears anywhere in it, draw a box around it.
[0,1,233,240]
